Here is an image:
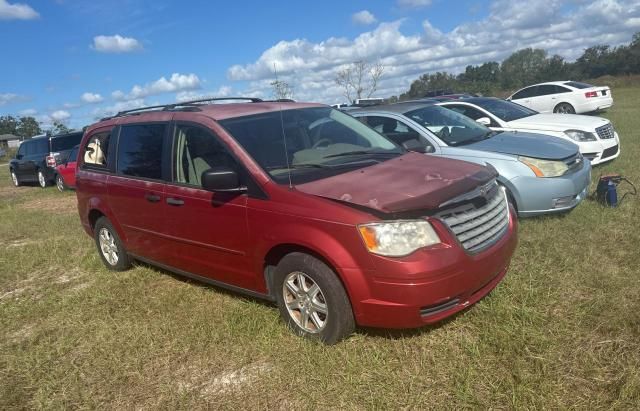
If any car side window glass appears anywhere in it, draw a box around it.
[513,86,534,99]
[17,142,27,156]
[555,85,571,93]
[83,131,111,168]
[34,138,49,154]
[117,124,165,180]
[537,85,556,96]
[366,116,434,151]
[173,124,236,187]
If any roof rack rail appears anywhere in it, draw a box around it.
[102,97,265,120]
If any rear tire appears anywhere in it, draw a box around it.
[55,174,66,192]
[10,170,20,187]
[94,217,131,271]
[553,103,575,114]
[37,170,48,188]
[274,252,355,344]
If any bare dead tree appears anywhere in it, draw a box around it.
[335,60,385,104]
[270,79,294,100]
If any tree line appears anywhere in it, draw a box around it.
[393,32,640,101]
[0,115,73,139]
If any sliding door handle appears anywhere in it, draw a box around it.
[166,197,184,206]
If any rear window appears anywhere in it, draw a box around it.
[117,124,166,180]
[52,133,83,151]
[564,81,594,89]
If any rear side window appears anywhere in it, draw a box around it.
[117,124,166,180]
[30,138,49,154]
[512,86,536,100]
[537,85,557,96]
[52,133,83,151]
[555,85,571,93]
[83,131,112,168]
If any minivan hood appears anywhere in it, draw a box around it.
[508,113,610,131]
[465,131,577,160]
[296,152,496,214]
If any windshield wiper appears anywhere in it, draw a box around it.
[323,150,399,159]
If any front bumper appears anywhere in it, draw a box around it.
[346,207,518,329]
[511,157,592,217]
[580,132,620,165]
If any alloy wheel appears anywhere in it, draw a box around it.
[56,175,64,192]
[38,171,46,188]
[99,227,119,266]
[282,271,328,333]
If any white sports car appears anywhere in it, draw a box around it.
[508,81,613,114]
[439,97,620,165]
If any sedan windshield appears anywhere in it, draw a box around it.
[220,107,403,184]
[405,105,492,146]
[473,99,538,122]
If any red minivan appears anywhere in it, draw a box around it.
[55,145,79,191]
[75,99,518,344]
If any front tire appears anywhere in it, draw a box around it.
[553,103,575,114]
[55,174,66,192]
[37,170,48,188]
[94,217,131,271]
[274,252,355,344]
[10,170,20,187]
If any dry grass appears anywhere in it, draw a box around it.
[1,86,639,409]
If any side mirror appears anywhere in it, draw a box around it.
[15,154,23,160]
[476,117,491,126]
[201,167,246,193]
[401,139,427,154]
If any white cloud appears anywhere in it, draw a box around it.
[0,92,27,106]
[112,73,201,101]
[176,86,233,102]
[19,108,37,116]
[226,0,640,103]
[92,34,143,53]
[91,99,146,119]
[397,0,432,8]
[0,0,38,20]
[352,10,377,25]
[50,110,71,122]
[81,92,104,103]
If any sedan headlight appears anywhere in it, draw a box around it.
[564,129,597,142]
[518,156,568,177]
[358,220,441,257]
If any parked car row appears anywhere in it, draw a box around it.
[6,89,620,344]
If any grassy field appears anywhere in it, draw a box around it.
[1,88,639,409]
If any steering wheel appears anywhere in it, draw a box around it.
[312,138,332,149]
[437,127,450,140]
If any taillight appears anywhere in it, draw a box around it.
[46,155,56,167]
[585,91,598,98]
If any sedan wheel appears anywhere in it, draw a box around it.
[56,174,65,192]
[37,170,47,188]
[554,103,575,114]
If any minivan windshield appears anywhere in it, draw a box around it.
[472,99,538,122]
[405,105,494,146]
[220,107,403,184]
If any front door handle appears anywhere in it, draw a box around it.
[166,197,184,206]
[145,194,161,203]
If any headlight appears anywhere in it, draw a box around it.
[564,129,596,142]
[358,220,441,257]
[518,156,568,177]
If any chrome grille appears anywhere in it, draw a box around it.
[437,184,509,253]
[595,123,615,139]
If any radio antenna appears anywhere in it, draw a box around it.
[274,62,293,189]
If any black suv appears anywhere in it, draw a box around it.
[9,131,83,188]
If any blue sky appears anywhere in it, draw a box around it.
[1,0,639,129]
